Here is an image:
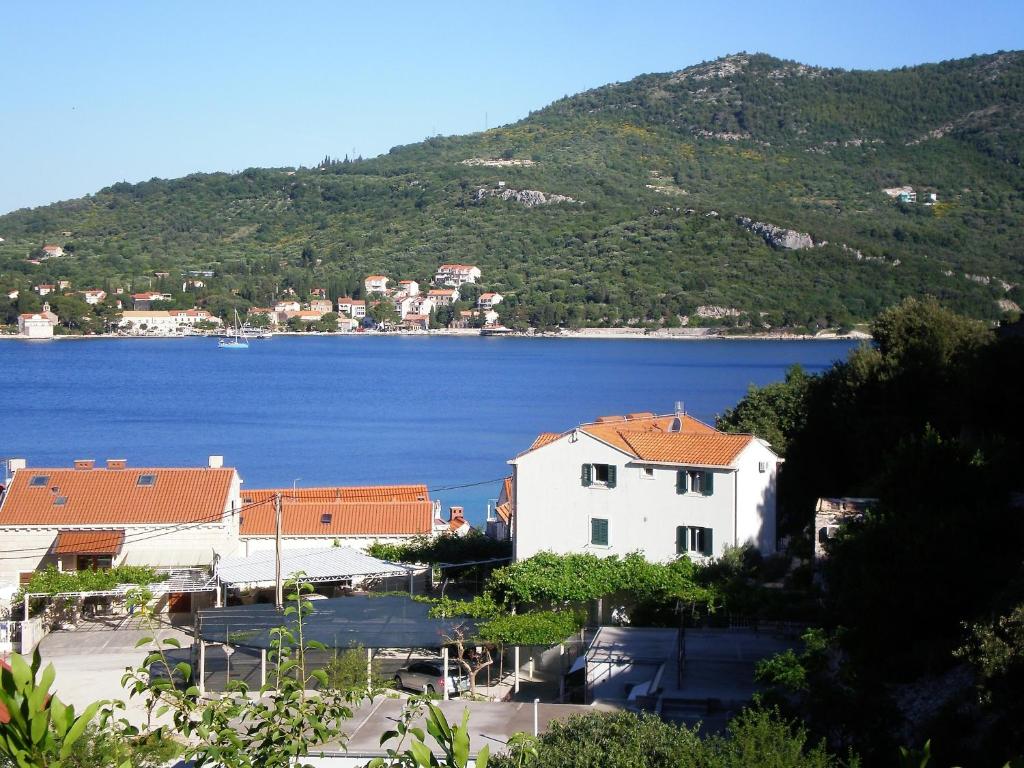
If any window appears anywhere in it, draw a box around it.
[676,525,713,556]
[53,496,67,506]
[676,469,714,496]
[136,474,156,487]
[641,467,655,479]
[591,518,609,547]
[29,475,50,487]
[581,463,617,488]
[320,513,333,524]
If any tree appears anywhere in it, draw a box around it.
[369,298,399,327]
[716,365,811,454]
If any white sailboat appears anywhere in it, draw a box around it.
[218,310,250,349]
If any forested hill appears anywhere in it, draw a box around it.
[2,51,1023,331]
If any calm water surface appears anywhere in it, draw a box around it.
[0,336,857,524]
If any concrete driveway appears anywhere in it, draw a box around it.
[37,616,193,726]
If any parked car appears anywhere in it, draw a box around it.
[393,660,470,694]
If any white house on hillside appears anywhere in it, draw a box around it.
[509,411,778,562]
[364,275,390,295]
[434,264,481,287]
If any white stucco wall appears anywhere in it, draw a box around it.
[732,440,778,554]
[512,432,751,562]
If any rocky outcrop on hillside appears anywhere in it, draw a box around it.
[476,187,579,208]
[736,217,814,250]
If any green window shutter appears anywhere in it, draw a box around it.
[702,527,714,556]
[606,465,617,488]
[676,470,687,494]
[676,526,687,554]
[581,464,592,487]
[591,518,609,546]
[702,471,715,497]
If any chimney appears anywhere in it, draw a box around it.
[448,506,464,523]
[8,459,27,473]
[73,459,95,471]
[106,459,127,470]
[675,401,685,416]
[208,455,224,469]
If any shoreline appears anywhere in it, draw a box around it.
[0,328,872,342]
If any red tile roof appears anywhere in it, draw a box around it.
[0,467,236,525]
[515,412,752,467]
[617,432,754,467]
[239,500,433,536]
[54,529,125,555]
[528,433,562,451]
[242,485,429,504]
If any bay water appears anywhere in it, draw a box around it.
[0,336,857,525]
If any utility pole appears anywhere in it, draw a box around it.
[275,492,283,610]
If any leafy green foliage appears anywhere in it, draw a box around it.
[726,297,1024,763]
[486,551,713,609]
[490,707,848,768]
[478,610,585,646]
[0,651,102,768]
[367,532,511,564]
[15,566,166,603]
[717,365,812,454]
[369,699,489,768]
[2,53,1022,331]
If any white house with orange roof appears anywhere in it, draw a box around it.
[508,410,778,562]
[17,303,58,339]
[393,293,419,320]
[80,289,107,305]
[0,456,243,589]
[398,280,420,297]
[337,297,366,319]
[434,264,481,287]
[41,244,64,259]
[364,275,390,295]
[34,284,55,297]
[477,292,503,311]
[427,288,459,306]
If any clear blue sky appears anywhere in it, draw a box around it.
[2,0,1022,214]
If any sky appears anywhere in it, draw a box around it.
[2,0,1022,214]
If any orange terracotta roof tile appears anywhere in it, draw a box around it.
[517,412,720,459]
[54,529,125,555]
[238,500,433,536]
[528,432,563,451]
[618,432,754,467]
[0,467,236,526]
[242,485,429,504]
[495,501,512,524]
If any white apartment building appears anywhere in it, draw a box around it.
[509,411,778,562]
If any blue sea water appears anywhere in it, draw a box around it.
[0,336,857,525]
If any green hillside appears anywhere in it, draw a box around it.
[2,51,1022,331]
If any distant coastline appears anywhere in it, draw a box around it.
[0,327,872,342]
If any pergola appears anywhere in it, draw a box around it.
[22,567,216,621]
[214,547,413,589]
